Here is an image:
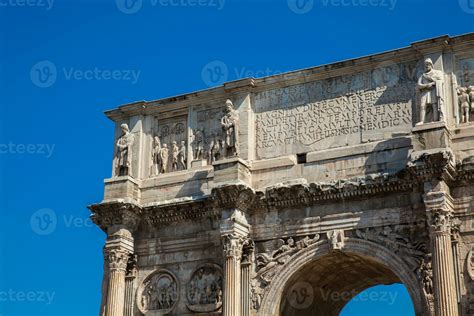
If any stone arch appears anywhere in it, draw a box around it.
[259,237,427,315]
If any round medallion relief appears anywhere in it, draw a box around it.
[136,269,179,315]
[186,263,223,312]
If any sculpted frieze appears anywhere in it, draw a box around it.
[186,264,223,313]
[150,117,187,176]
[355,224,428,271]
[137,269,179,314]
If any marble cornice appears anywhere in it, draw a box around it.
[89,200,142,233]
[407,149,456,184]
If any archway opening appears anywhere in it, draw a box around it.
[340,284,415,316]
[279,251,415,316]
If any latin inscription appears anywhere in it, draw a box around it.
[254,65,417,158]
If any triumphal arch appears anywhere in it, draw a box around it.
[89,34,474,316]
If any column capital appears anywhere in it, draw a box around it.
[105,248,130,272]
[222,234,246,259]
[241,239,255,266]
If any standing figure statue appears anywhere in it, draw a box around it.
[207,135,222,165]
[458,87,470,123]
[417,58,445,125]
[178,141,187,170]
[220,99,239,157]
[159,144,169,174]
[115,123,134,176]
[469,86,474,115]
[171,141,179,171]
[192,128,204,160]
[150,136,161,176]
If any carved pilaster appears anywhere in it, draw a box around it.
[424,190,459,316]
[124,254,137,316]
[241,239,254,316]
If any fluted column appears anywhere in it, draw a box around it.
[425,190,459,316]
[223,234,244,316]
[241,239,254,316]
[105,249,129,316]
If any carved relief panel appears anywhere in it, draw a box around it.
[186,263,223,313]
[136,269,179,315]
[150,116,188,176]
[190,99,239,166]
[455,57,474,124]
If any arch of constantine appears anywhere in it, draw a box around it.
[89,33,474,316]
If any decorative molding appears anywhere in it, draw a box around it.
[89,201,141,233]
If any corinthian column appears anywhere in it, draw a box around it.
[105,249,129,316]
[124,255,137,316]
[425,191,459,316]
[222,234,244,316]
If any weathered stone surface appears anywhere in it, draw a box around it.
[89,34,474,316]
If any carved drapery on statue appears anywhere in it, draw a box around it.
[417,58,445,125]
[114,123,134,177]
[220,99,239,158]
[186,264,223,313]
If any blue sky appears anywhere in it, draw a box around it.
[0,0,472,315]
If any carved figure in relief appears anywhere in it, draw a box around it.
[220,99,239,157]
[187,265,223,312]
[272,237,295,257]
[150,136,161,176]
[171,141,179,171]
[458,87,470,123]
[159,144,169,174]
[417,254,433,297]
[208,135,222,165]
[139,272,178,313]
[327,229,344,251]
[115,123,134,176]
[178,141,187,170]
[469,86,474,113]
[192,128,204,160]
[417,58,445,125]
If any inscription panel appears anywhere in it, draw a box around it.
[254,61,418,159]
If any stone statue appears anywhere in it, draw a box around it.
[458,87,470,123]
[417,58,445,125]
[178,141,186,170]
[150,136,161,176]
[159,144,169,174]
[220,99,239,157]
[171,141,179,171]
[115,123,134,176]
[192,128,204,160]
